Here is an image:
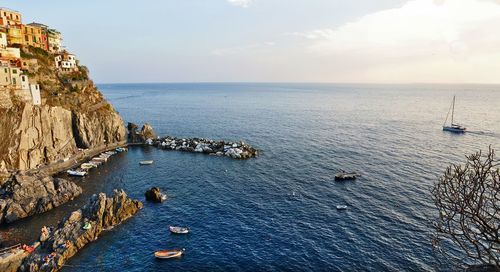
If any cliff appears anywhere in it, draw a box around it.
[0,46,126,177]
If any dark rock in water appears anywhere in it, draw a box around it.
[145,187,165,203]
[0,173,82,224]
[467,265,500,272]
[127,122,157,144]
[19,189,143,272]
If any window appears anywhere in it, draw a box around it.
[4,68,7,73]
[22,76,25,82]
[12,69,17,74]
[12,78,16,84]
[25,35,28,42]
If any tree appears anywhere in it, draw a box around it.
[432,147,500,267]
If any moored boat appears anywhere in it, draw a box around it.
[139,160,154,165]
[154,249,184,259]
[67,170,87,177]
[169,226,190,234]
[93,157,107,162]
[336,205,348,210]
[334,171,360,181]
[80,163,96,170]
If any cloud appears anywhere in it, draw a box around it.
[227,0,253,8]
[291,0,500,83]
[212,42,275,56]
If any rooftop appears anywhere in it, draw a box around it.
[0,7,20,14]
[27,22,48,29]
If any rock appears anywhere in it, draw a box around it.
[141,123,156,141]
[19,190,143,272]
[145,187,165,203]
[0,174,82,224]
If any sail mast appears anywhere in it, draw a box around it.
[451,95,455,125]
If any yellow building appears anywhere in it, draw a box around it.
[6,25,23,45]
[0,8,22,27]
[22,23,48,50]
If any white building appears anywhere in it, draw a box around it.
[0,47,20,59]
[55,51,78,72]
[30,84,41,105]
[20,74,29,90]
[0,30,7,49]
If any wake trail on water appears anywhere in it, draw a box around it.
[466,130,500,138]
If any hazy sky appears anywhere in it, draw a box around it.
[3,0,500,83]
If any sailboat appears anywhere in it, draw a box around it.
[443,96,466,133]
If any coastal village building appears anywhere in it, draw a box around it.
[0,8,22,26]
[0,27,7,48]
[23,23,48,50]
[55,51,78,72]
[0,60,21,88]
[6,25,22,46]
[0,7,69,106]
[47,29,62,53]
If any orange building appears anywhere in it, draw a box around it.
[0,8,22,27]
[22,23,48,50]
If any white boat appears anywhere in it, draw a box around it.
[116,147,127,152]
[67,170,87,177]
[80,163,96,170]
[443,96,466,133]
[169,226,190,234]
[93,157,107,162]
[90,160,103,166]
[139,160,154,165]
[336,205,348,210]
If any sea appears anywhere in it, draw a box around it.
[3,83,500,271]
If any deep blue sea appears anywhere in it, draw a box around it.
[6,83,500,271]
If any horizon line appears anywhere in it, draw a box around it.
[94,81,500,86]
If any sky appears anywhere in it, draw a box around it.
[3,0,500,84]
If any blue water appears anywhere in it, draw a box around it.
[10,83,500,271]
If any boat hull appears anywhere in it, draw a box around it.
[443,126,466,133]
[154,250,184,259]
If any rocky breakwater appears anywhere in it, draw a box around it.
[128,123,258,159]
[156,137,258,159]
[19,189,142,272]
[0,173,81,224]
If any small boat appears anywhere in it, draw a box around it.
[82,222,92,230]
[334,171,360,181]
[154,249,184,259]
[336,205,348,210]
[442,95,466,133]
[93,157,107,162]
[80,163,95,170]
[67,170,87,177]
[103,151,117,156]
[89,160,103,166]
[139,160,154,165]
[169,226,190,234]
[115,147,128,152]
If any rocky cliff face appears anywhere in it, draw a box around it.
[0,173,82,224]
[19,190,143,272]
[0,46,126,174]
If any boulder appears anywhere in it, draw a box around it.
[145,187,165,203]
[141,123,156,141]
